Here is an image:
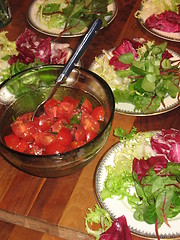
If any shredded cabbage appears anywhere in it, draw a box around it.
[0,31,18,81]
[134,0,180,22]
[90,50,131,90]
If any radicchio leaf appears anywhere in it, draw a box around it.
[99,215,132,240]
[51,43,69,64]
[145,8,180,33]
[151,129,180,163]
[169,142,180,163]
[132,156,168,182]
[8,29,70,65]
[9,29,51,64]
[109,39,138,70]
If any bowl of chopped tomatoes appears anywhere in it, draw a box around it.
[0,65,115,177]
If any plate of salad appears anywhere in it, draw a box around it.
[94,127,180,239]
[134,0,180,42]
[90,38,180,116]
[26,0,118,37]
[0,29,78,101]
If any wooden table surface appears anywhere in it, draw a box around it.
[0,0,179,239]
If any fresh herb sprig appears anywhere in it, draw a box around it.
[114,126,137,141]
[133,161,180,240]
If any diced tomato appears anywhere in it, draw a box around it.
[62,96,79,108]
[27,142,44,155]
[38,132,56,146]
[44,98,60,117]
[4,134,28,152]
[81,112,99,133]
[4,95,105,155]
[74,125,86,141]
[11,120,37,142]
[45,139,67,155]
[38,114,53,132]
[70,141,85,150]
[57,128,72,146]
[57,102,75,119]
[86,131,97,142]
[16,112,33,122]
[51,118,67,133]
[81,98,93,113]
[91,106,105,121]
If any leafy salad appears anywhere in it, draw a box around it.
[85,205,132,240]
[135,0,180,33]
[35,0,114,36]
[98,127,180,240]
[0,29,71,97]
[90,38,180,113]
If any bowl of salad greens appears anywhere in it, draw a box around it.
[0,65,115,177]
[90,38,180,115]
[26,0,118,37]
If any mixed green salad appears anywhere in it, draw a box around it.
[0,29,71,97]
[134,0,180,23]
[36,0,114,36]
[90,39,180,113]
[98,127,180,240]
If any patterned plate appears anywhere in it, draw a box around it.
[93,132,180,239]
[90,49,180,116]
[27,0,118,37]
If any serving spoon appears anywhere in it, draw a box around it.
[32,18,102,120]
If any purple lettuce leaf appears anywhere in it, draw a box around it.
[151,128,180,163]
[100,215,132,240]
[109,39,138,70]
[132,156,168,182]
[145,8,180,33]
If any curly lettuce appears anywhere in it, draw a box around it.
[135,0,180,22]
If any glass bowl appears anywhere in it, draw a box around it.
[0,65,115,177]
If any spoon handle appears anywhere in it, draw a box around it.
[56,18,102,85]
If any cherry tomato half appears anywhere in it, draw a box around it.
[44,98,60,117]
[91,106,105,121]
[4,134,28,152]
[57,128,73,146]
[81,113,99,133]
[45,139,67,155]
[81,98,93,113]
[74,125,86,142]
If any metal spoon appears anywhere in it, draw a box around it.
[32,19,102,119]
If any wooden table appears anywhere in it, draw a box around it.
[0,0,179,239]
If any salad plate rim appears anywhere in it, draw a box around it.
[26,0,118,38]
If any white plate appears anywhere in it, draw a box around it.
[93,132,180,239]
[26,0,118,37]
[137,2,180,42]
[90,49,180,116]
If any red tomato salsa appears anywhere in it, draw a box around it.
[4,96,105,155]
